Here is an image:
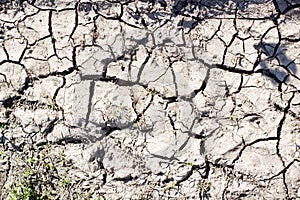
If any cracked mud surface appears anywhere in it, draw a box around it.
[1,0,300,199]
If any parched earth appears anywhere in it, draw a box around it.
[0,0,300,199]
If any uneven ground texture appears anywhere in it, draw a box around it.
[1,0,300,199]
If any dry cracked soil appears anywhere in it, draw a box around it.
[1,0,300,199]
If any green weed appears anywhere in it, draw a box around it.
[62,179,70,188]
[0,123,5,133]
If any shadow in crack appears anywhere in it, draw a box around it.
[173,0,264,13]
[172,0,300,16]
[254,42,297,85]
[172,0,270,28]
[0,135,22,151]
[128,0,273,29]
[78,2,93,13]
[274,0,300,13]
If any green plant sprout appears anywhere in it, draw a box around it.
[25,168,35,177]
[27,157,35,165]
[0,123,5,133]
[133,121,140,128]
[62,179,70,188]
[46,163,56,171]
[58,149,64,157]
[49,101,57,110]
[10,150,57,198]
[167,181,177,189]
[229,114,238,121]
[10,181,35,200]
